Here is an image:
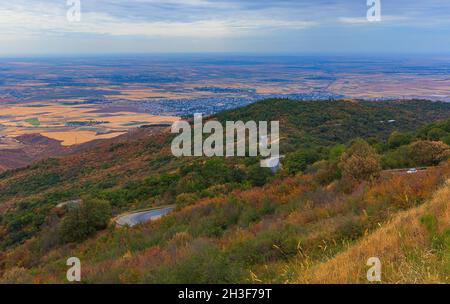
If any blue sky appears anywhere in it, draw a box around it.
[0,0,449,55]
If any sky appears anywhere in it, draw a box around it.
[0,0,449,55]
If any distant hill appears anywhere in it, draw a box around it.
[0,128,158,173]
[0,134,67,171]
[215,99,450,152]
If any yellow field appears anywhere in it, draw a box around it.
[39,131,127,146]
[0,102,179,146]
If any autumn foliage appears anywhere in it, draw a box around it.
[339,139,381,181]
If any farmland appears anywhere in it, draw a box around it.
[0,55,449,170]
[0,102,177,146]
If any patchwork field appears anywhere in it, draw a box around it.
[0,102,178,146]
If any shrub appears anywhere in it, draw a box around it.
[247,165,272,187]
[59,198,112,243]
[175,193,199,207]
[443,135,450,146]
[407,140,450,166]
[388,131,413,149]
[284,149,319,174]
[0,267,33,284]
[339,139,381,181]
[427,128,448,141]
[309,160,341,185]
[381,146,413,169]
[146,241,242,283]
[328,144,346,161]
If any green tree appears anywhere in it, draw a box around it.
[388,131,413,149]
[442,135,450,146]
[59,198,112,243]
[381,146,413,169]
[329,144,346,161]
[247,165,272,187]
[427,128,448,141]
[284,149,318,174]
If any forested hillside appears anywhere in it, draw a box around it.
[0,99,449,283]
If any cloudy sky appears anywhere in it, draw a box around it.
[0,0,449,55]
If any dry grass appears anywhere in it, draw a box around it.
[295,179,450,284]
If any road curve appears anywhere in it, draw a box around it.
[115,205,175,227]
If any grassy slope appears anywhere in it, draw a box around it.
[1,163,448,283]
[295,179,450,283]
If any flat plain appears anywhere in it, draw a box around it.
[0,55,449,169]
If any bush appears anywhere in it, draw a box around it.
[284,149,319,174]
[247,165,272,187]
[339,139,381,181]
[59,198,112,243]
[309,160,341,185]
[442,135,450,146]
[328,144,346,161]
[381,146,413,169]
[427,128,448,141]
[408,140,450,166]
[175,193,200,207]
[388,131,413,149]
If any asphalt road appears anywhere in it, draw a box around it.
[115,206,175,227]
[382,167,432,175]
[114,167,438,227]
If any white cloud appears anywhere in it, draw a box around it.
[338,17,370,24]
[0,2,316,39]
[338,15,409,25]
[1,0,449,54]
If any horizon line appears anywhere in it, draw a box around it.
[1,51,450,59]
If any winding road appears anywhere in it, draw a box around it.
[113,168,437,227]
[115,205,175,227]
